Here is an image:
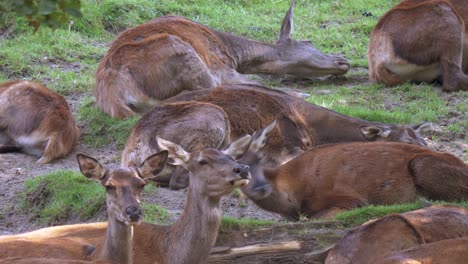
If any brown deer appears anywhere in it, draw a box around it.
[159,84,431,188]
[240,128,468,220]
[368,0,468,91]
[95,0,350,118]
[0,151,168,264]
[325,205,468,264]
[0,137,252,264]
[0,80,80,163]
[382,237,468,264]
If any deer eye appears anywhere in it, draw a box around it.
[199,160,208,166]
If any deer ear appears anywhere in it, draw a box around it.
[250,120,276,152]
[156,137,191,167]
[76,153,106,180]
[411,122,433,134]
[223,134,252,159]
[360,125,391,141]
[138,150,168,179]
[279,0,295,42]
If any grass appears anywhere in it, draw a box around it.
[220,216,275,232]
[22,170,168,225]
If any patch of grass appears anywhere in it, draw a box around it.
[22,170,106,225]
[335,200,468,227]
[220,216,275,232]
[141,203,169,224]
[77,96,138,148]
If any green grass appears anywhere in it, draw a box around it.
[220,216,275,231]
[335,200,468,227]
[22,170,168,225]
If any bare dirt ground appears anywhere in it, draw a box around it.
[0,72,466,236]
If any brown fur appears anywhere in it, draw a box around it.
[0,80,80,163]
[326,206,468,264]
[242,142,468,220]
[368,0,468,91]
[95,1,350,118]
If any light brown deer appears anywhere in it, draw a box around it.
[240,131,468,220]
[368,0,468,91]
[382,237,468,264]
[160,84,431,188]
[0,80,80,163]
[0,137,252,264]
[95,0,350,118]
[0,151,168,264]
[325,205,468,264]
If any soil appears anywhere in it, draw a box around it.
[0,69,466,239]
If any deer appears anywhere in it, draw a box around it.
[239,122,468,220]
[368,0,468,92]
[0,136,252,264]
[0,80,80,163]
[155,84,431,189]
[382,237,468,264]
[95,0,350,118]
[0,151,169,264]
[325,205,468,264]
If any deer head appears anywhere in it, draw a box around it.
[157,136,252,198]
[76,151,168,225]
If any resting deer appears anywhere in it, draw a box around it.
[240,125,468,220]
[95,0,350,118]
[368,0,468,91]
[0,80,80,163]
[0,151,168,264]
[325,205,468,264]
[158,84,430,188]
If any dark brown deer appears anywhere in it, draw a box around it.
[325,205,468,264]
[0,80,80,163]
[0,152,168,264]
[240,129,468,220]
[368,0,468,91]
[0,137,252,264]
[95,0,350,118]
[135,83,430,189]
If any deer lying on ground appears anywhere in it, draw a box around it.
[325,205,468,264]
[0,151,168,263]
[95,0,350,118]
[368,0,468,91]
[0,80,80,163]
[382,236,468,264]
[156,84,430,188]
[240,124,468,220]
[1,137,252,264]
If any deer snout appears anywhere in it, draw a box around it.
[335,57,350,72]
[233,164,250,179]
[126,206,142,222]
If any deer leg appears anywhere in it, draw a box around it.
[410,155,468,201]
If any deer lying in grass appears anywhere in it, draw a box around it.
[368,0,468,91]
[157,84,430,188]
[0,80,80,163]
[382,237,468,264]
[325,205,468,264]
[0,151,168,264]
[95,0,350,118]
[240,125,468,220]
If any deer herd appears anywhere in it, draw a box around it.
[0,0,467,263]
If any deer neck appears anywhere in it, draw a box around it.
[99,213,134,264]
[214,31,283,75]
[296,101,376,145]
[167,185,222,264]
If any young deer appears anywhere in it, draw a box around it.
[0,80,80,163]
[240,124,468,220]
[368,0,468,91]
[326,205,468,264]
[95,0,350,118]
[0,151,168,264]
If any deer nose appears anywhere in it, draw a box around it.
[126,206,142,222]
[233,164,250,179]
[254,184,272,198]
